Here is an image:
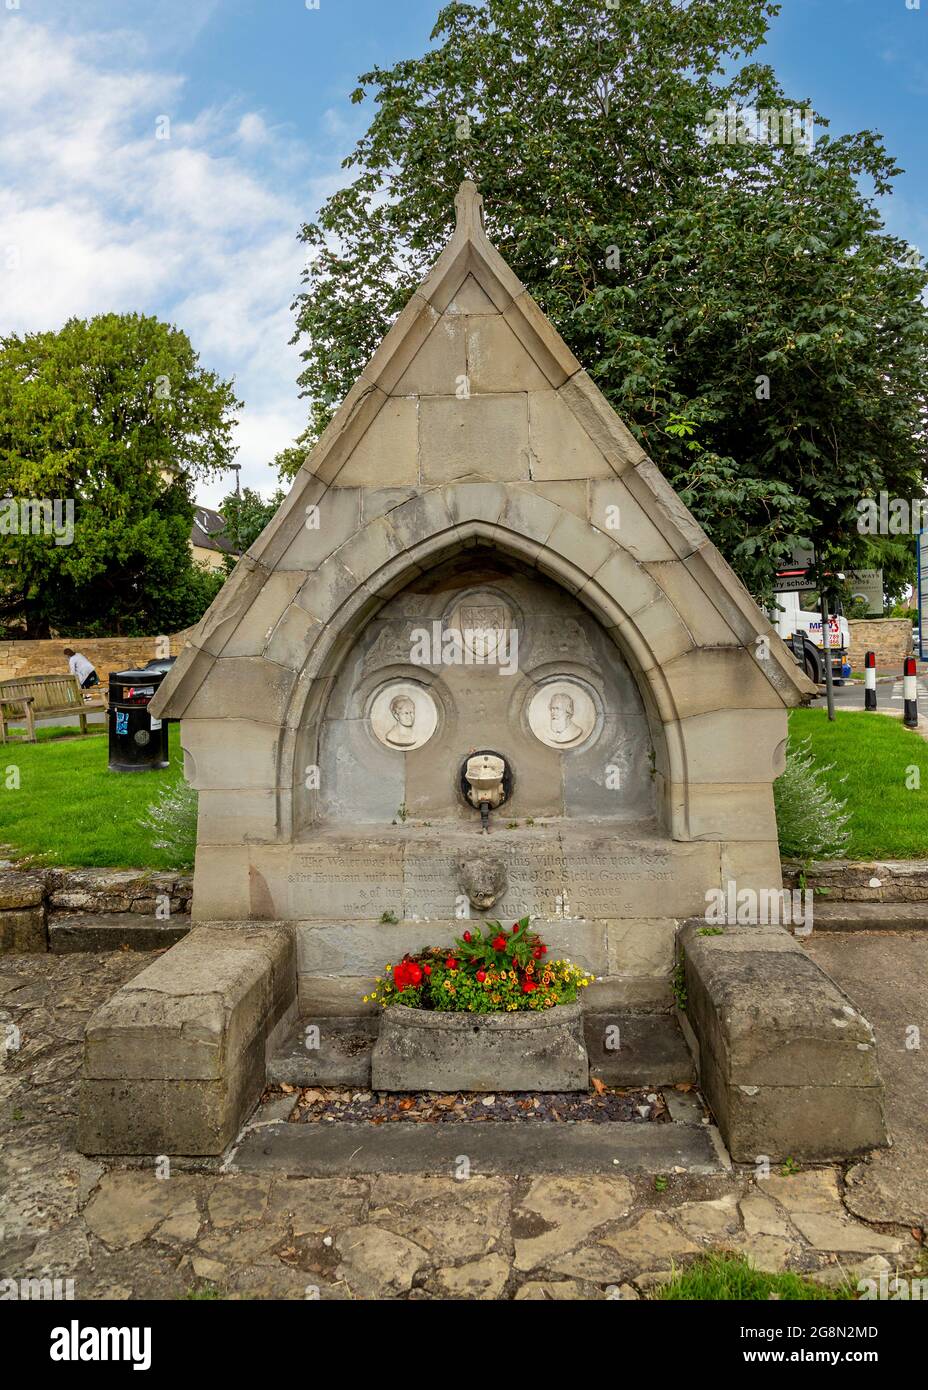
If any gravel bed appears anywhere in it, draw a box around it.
[272,1084,671,1125]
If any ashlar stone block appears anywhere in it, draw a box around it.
[644,560,740,647]
[184,657,296,725]
[335,398,418,487]
[528,390,613,480]
[393,312,466,397]
[419,394,529,483]
[661,647,785,720]
[196,789,278,845]
[181,719,280,792]
[544,511,616,578]
[275,487,360,572]
[220,572,307,659]
[263,603,322,672]
[588,479,677,563]
[676,708,788,785]
[388,488,456,551]
[466,314,550,393]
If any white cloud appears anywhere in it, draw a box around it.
[0,13,350,503]
[237,111,271,147]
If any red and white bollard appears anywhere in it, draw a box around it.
[864,651,877,710]
[903,656,918,729]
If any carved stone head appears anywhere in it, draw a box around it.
[457,855,508,910]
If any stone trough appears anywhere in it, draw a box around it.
[371,1001,589,1093]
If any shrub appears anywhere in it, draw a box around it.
[774,737,851,861]
[365,917,594,1013]
[138,777,198,868]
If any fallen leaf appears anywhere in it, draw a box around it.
[674,1083,693,1092]
[590,1075,607,1096]
[398,1098,416,1111]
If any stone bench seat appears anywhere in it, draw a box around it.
[79,924,296,1155]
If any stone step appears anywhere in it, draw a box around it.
[267,1015,379,1087]
[48,912,191,953]
[584,1011,695,1086]
[811,902,928,932]
[268,1010,696,1089]
[232,1115,726,1177]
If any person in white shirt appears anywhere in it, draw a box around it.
[63,647,99,689]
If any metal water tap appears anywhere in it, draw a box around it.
[463,753,507,834]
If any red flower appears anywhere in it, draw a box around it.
[393,958,423,991]
[533,947,545,959]
[476,970,486,983]
[446,957,457,971]
[463,931,472,942]
[491,935,507,951]
[522,980,538,993]
[423,964,431,976]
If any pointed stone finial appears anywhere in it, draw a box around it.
[454,180,485,237]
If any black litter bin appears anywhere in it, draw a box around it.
[108,660,174,771]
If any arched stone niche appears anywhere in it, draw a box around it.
[312,549,657,830]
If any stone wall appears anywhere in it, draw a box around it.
[847,618,912,673]
[782,859,928,903]
[0,867,192,954]
[0,633,188,682]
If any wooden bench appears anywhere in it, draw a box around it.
[0,674,106,743]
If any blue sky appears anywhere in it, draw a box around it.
[1,0,925,507]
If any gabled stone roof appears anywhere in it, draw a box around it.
[152,181,814,722]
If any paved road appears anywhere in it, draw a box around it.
[810,678,928,712]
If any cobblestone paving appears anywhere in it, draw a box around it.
[0,952,923,1300]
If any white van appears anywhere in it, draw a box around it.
[770,587,850,685]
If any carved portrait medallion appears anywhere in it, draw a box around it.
[527,679,598,750]
[369,682,438,752]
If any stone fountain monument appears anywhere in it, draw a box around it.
[79,183,886,1164]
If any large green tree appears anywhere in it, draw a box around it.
[282,0,928,603]
[216,485,287,573]
[0,313,240,636]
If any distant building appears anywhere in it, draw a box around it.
[190,506,240,572]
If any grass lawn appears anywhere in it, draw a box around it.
[656,1253,853,1300]
[0,723,190,869]
[789,708,928,860]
